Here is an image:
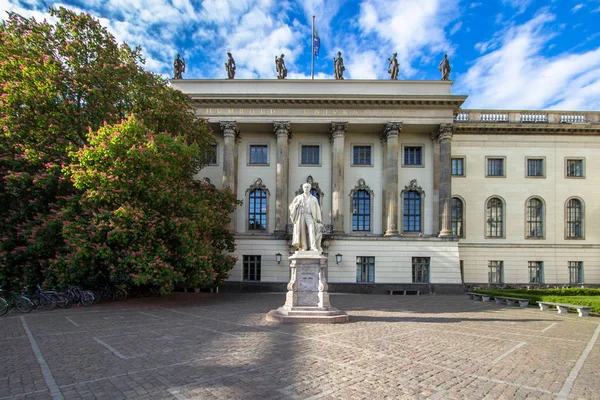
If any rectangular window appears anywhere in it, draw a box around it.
[526,158,544,177]
[486,157,505,177]
[488,260,503,284]
[568,261,583,284]
[566,159,584,178]
[412,257,430,283]
[356,256,375,283]
[353,145,372,165]
[451,158,464,176]
[301,145,320,165]
[404,146,422,166]
[243,255,261,281]
[205,144,218,165]
[528,261,543,284]
[249,145,268,165]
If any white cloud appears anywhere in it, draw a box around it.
[450,21,462,36]
[455,12,600,111]
[354,0,459,78]
[501,0,532,14]
[570,3,584,13]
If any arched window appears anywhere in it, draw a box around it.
[451,197,464,238]
[310,189,320,204]
[526,197,544,238]
[246,178,270,232]
[486,197,503,238]
[566,198,583,239]
[248,189,267,230]
[352,190,371,231]
[403,191,421,232]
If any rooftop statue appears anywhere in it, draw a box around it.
[387,52,399,80]
[173,53,185,79]
[275,54,287,80]
[439,54,451,80]
[225,52,236,79]
[289,183,323,253]
[334,51,345,80]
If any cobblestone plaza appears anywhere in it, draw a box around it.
[1,293,599,399]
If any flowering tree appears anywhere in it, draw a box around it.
[0,8,238,291]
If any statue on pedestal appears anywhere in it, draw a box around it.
[439,54,451,80]
[173,53,185,79]
[289,183,322,253]
[334,51,345,80]
[388,52,399,80]
[225,52,236,79]
[275,54,287,79]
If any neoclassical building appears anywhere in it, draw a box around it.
[171,79,600,292]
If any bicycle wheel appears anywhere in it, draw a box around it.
[55,293,72,309]
[15,295,33,313]
[40,295,57,310]
[0,297,8,316]
[80,291,95,307]
[114,288,127,301]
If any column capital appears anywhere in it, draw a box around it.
[273,121,292,140]
[329,122,348,141]
[381,122,402,141]
[437,123,455,142]
[220,121,241,140]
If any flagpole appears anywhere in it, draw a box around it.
[311,15,315,80]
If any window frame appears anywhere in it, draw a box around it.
[402,190,422,233]
[451,156,466,177]
[488,260,503,284]
[485,156,506,178]
[299,144,321,167]
[565,197,584,240]
[451,196,465,238]
[402,144,425,168]
[525,157,546,178]
[568,261,584,284]
[352,189,372,232]
[528,261,544,284]
[565,157,585,179]
[412,257,430,283]
[525,196,545,239]
[243,255,261,281]
[205,144,218,166]
[351,144,373,167]
[485,196,505,239]
[356,256,375,283]
[247,143,270,166]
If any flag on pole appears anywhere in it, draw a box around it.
[313,27,320,57]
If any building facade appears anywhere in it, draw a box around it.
[171,79,600,292]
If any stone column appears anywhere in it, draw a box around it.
[431,131,440,234]
[220,121,240,231]
[438,123,454,237]
[330,122,347,234]
[382,122,402,236]
[379,135,388,234]
[273,121,291,235]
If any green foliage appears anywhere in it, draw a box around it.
[0,8,238,292]
[473,289,600,313]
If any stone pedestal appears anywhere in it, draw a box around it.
[266,251,349,323]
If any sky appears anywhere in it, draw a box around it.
[1,0,599,111]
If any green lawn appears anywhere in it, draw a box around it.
[472,288,600,313]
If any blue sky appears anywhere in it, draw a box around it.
[2,0,599,110]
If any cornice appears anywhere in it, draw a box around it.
[454,123,600,135]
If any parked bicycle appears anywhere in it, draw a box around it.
[65,285,95,307]
[0,287,34,314]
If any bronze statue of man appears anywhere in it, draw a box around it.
[225,52,236,79]
[275,54,287,79]
[173,53,185,79]
[438,54,451,80]
[387,53,399,80]
[334,51,345,80]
